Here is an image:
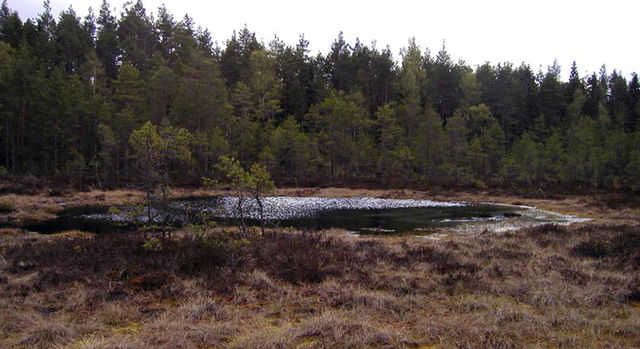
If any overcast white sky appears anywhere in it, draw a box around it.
[8,0,639,80]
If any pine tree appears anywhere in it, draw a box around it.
[55,7,92,73]
[398,38,424,139]
[326,32,354,92]
[539,60,566,129]
[566,61,584,103]
[117,0,156,72]
[96,0,119,79]
[628,73,640,131]
[607,71,629,127]
[0,1,22,48]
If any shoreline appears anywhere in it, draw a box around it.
[1,186,637,228]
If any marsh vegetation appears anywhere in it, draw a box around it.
[1,184,639,348]
[1,223,639,348]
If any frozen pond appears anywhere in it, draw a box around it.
[18,196,588,235]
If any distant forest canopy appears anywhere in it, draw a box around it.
[0,0,639,190]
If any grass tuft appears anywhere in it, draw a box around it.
[19,323,73,348]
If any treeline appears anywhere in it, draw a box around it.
[1,0,639,189]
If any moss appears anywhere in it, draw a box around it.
[113,321,142,335]
[295,337,320,348]
[0,201,15,213]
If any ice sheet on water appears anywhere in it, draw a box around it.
[81,206,170,223]
[516,207,591,224]
[440,207,592,235]
[81,196,468,223]
[203,196,468,220]
[437,215,506,223]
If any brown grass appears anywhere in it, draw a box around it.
[0,189,147,224]
[17,322,74,348]
[1,185,639,348]
[1,222,639,348]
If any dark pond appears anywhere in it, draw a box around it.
[10,196,583,235]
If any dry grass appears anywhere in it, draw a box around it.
[1,186,639,348]
[0,188,147,223]
[49,230,95,238]
[18,323,74,348]
[1,221,639,348]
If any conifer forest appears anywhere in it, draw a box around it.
[1,0,639,190]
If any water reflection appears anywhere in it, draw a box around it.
[18,196,587,235]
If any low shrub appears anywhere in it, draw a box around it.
[570,240,609,258]
[6,232,240,291]
[0,175,44,195]
[568,225,640,270]
[254,232,357,284]
[4,230,365,291]
[625,276,640,302]
[525,223,571,238]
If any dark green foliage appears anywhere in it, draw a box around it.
[538,61,565,130]
[0,2,23,49]
[117,0,155,73]
[608,70,629,126]
[96,0,118,79]
[431,43,463,121]
[0,1,638,189]
[274,36,323,118]
[54,7,92,73]
[326,32,355,93]
[220,26,261,87]
[628,74,640,132]
[566,61,584,104]
[583,71,607,118]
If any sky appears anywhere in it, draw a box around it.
[8,0,639,80]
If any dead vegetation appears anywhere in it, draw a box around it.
[0,222,639,348]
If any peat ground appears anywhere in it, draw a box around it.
[0,186,639,348]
